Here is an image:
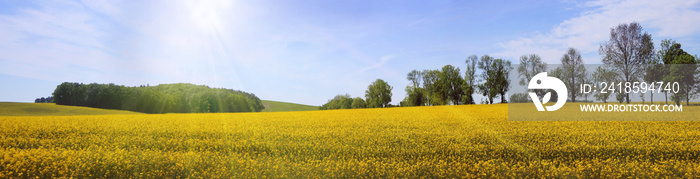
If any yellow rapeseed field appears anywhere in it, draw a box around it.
[1,104,699,178]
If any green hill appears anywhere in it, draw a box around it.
[0,102,143,116]
[0,100,318,116]
[261,100,319,112]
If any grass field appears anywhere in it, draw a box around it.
[0,104,699,178]
[0,102,142,116]
[261,100,318,112]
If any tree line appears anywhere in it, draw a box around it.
[320,79,393,110]
[322,22,699,109]
[34,96,54,103]
[321,55,512,109]
[401,55,512,106]
[513,22,699,105]
[52,82,264,113]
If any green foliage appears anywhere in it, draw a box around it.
[643,42,668,104]
[52,83,264,114]
[592,66,616,103]
[516,54,548,101]
[407,70,422,89]
[477,55,497,104]
[478,55,511,104]
[616,92,625,103]
[462,55,478,104]
[404,70,427,107]
[517,54,548,87]
[439,65,465,105]
[320,94,353,110]
[663,43,692,64]
[547,67,563,103]
[402,86,425,107]
[492,58,512,103]
[34,96,53,103]
[351,97,367,109]
[415,65,468,106]
[365,79,393,108]
[561,48,587,102]
[425,66,457,106]
[662,43,698,105]
[509,93,529,103]
[422,70,440,105]
[403,55,511,106]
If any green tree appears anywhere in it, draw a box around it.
[655,39,677,104]
[404,70,426,106]
[407,70,422,89]
[592,66,616,103]
[477,55,497,104]
[492,58,512,103]
[509,93,529,103]
[642,40,672,104]
[662,43,697,105]
[339,95,353,109]
[615,92,625,103]
[439,65,464,105]
[365,79,393,108]
[52,83,263,113]
[599,22,655,103]
[422,70,440,105]
[403,86,425,107]
[548,67,563,103]
[517,54,548,98]
[581,73,592,102]
[561,48,587,102]
[462,55,478,104]
[351,97,366,109]
[320,94,353,110]
[477,55,511,104]
[52,82,72,105]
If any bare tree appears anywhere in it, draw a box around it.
[599,22,655,103]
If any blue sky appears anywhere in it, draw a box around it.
[1,0,699,105]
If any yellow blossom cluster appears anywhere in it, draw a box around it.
[0,104,699,178]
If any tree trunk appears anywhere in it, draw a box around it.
[500,92,506,103]
[665,92,668,105]
[650,92,654,104]
[571,76,576,102]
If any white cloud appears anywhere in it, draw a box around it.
[0,1,116,82]
[494,0,700,64]
[362,55,395,72]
